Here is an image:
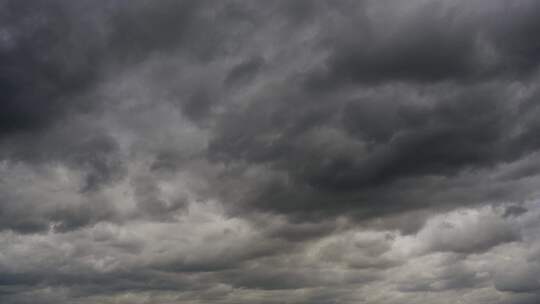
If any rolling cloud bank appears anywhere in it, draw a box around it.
[1,1,540,303]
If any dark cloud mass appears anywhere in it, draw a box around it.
[2,0,540,303]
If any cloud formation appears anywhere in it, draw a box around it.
[1,0,540,303]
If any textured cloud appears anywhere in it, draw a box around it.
[2,0,540,303]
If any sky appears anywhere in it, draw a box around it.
[1,0,540,303]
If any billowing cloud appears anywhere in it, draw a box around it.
[1,0,540,303]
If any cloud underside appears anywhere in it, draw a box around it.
[1,0,540,303]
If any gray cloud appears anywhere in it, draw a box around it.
[1,0,540,303]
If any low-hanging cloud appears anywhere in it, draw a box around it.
[2,0,540,303]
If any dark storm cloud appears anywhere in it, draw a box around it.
[2,0,540,303]
[504,205,528,218]
[0,0,102,135]
[0,0,251,144]
[0,0,222,139]
[0,0,237,233]
[311,0,540,86]
[224,56,265,87]
[208,81,540,222]
[205,0,540,220]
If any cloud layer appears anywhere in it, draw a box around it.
[1,0,540,303]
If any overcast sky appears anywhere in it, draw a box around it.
[1,0,540,303]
